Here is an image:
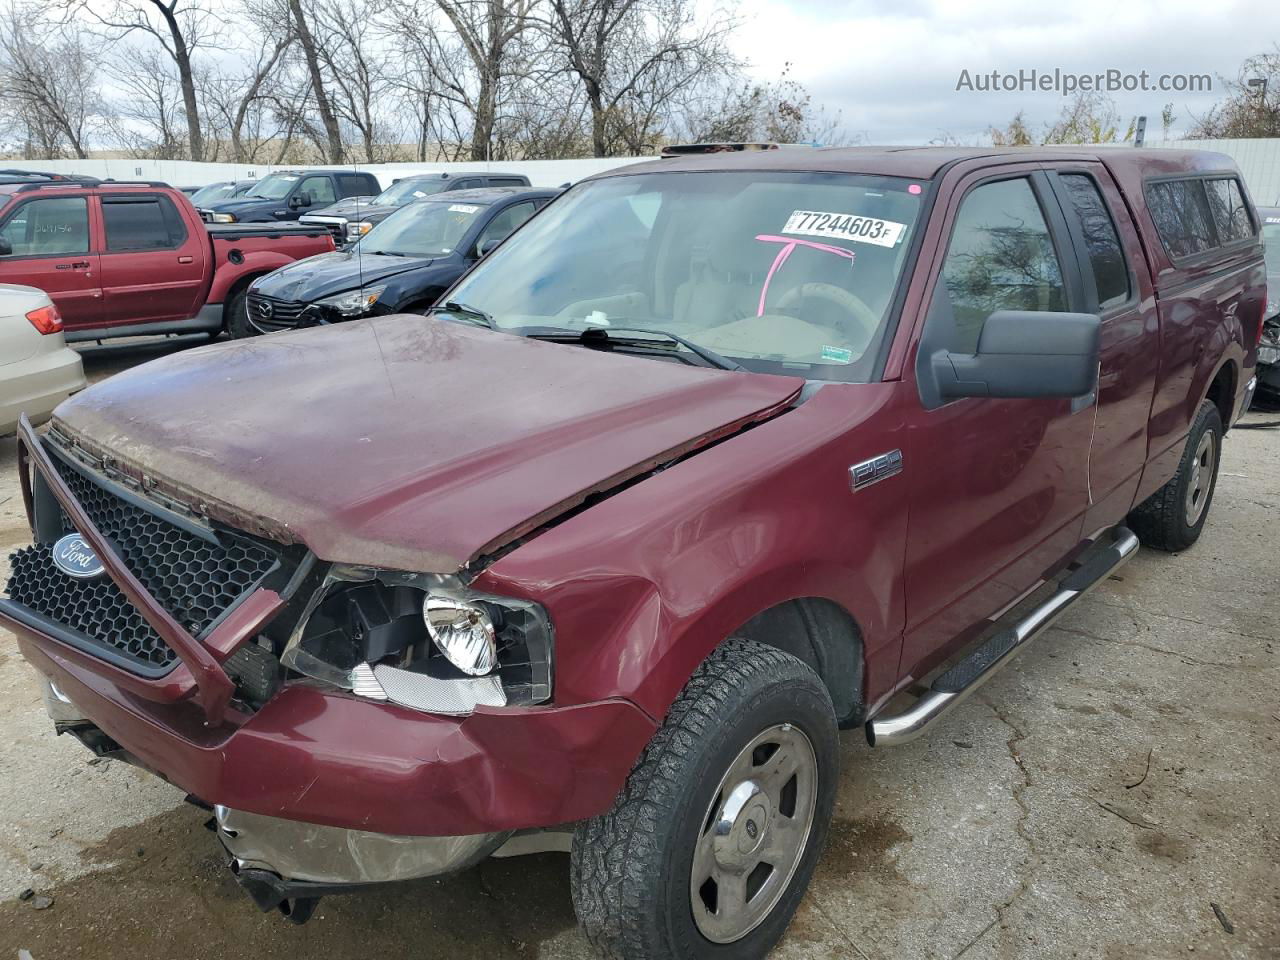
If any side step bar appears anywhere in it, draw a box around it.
[866,527,1139,747]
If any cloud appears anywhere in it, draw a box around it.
[730,0,1276,143]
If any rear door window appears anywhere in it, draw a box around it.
[1204,178,1255,244]
[940,177,1068,352]
[338,175,373,197]
[0,196,90,256]
[1146,179,1218,259]
[102,195,187,251]
[1059,174,1131,308]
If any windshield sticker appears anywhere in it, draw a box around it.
[821,345,853,364]
[782,210,907,248]
[449,203,480,214]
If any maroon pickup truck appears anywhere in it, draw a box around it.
[2,147,1264,959]
[0,172,334,341]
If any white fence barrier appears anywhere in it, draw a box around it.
[6,156,653,190]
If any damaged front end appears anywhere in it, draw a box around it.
[1259,315,1280,396]
[278,565,553,714]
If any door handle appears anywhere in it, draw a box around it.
[178,255,194,264]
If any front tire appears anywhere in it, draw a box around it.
[226,287,258,339]
[1128,399,1223,551]
[571,640,838,960]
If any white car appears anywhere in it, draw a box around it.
[0,284,86,435]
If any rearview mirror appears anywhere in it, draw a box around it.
[930,310,1101,401]
[0,237,11,256]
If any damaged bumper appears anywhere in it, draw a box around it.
[215,805,507,885]
[11,626,656,838]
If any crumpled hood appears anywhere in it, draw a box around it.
[251,251,433,301]
[51,317,800,572]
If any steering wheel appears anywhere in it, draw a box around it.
[775,282,880,352]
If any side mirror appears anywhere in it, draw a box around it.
[475,237,501,258]
[290,193,311,209]
[931,310,1101,401]
[0,237,10,256]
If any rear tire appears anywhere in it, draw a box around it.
[570,639,838,960]
[1128,399,1223,551]
[226,287,257,339]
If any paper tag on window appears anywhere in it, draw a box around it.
[449,204,480,214]
[783,210,907,248]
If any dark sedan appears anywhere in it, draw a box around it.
[243,187,558,335]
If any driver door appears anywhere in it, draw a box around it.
[899,168,1095,674]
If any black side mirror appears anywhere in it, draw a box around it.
[290,193,311,209]
[475,237,501,258]
[0,237,10,256]
[928,310,1101,401]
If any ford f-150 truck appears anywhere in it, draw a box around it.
[2,147,1264,960]
[0,173,335,341]
[200,169,382,225]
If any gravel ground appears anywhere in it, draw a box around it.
[1,339,1277,959]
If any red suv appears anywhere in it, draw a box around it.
[0,171,334,341]
[3,147,1263,959]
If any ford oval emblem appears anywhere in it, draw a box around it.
[51,533,105,580]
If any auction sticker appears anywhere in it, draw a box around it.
[782,210,907,247]
[449,204,481,214]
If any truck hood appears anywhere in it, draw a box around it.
[307,198,392,219]
[51,316,800,572]
[252,251,435,301]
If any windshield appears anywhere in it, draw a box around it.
[353,198,488,258]
[375,178,449,206]
[443,171,925,381]
[191,182,232,205]
[245,174,299,200]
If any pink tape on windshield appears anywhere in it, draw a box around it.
[754,234,856,316]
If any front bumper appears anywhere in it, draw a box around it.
[215,805,506,884]
[0,346,85,435]
[10,620,656,837]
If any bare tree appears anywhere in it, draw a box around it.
[199,6,295,162]
[1187,48,1280,139]
[988,92,1134,146]
[286,0,344,161]
[68,0,217,160]
[0,5,100,158]
[104,45,188,157]
[681,65,852,147]
[543,0,735,156]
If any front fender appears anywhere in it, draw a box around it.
[209,254,303,304]
[473,382,912,724]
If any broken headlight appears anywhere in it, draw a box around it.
[1260,318,1280,366]
[316,285,385,317]
[281,567,552,713]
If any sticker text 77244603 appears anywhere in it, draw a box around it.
[782,210,907,248]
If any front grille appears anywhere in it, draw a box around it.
[246,294,309,333]
[4,453,277,673]
[300,217,347,245]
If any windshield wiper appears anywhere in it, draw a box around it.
[438,300,497,330]
[579,326,745,372]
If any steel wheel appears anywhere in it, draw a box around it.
[1184,428,1217,525]
[689,723,818,944]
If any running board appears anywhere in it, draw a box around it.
[866,527,1139,748]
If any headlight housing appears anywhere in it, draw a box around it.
[346,221,374,241]
[316,285,385,317]
[211,212,237,223]
[281,567,553,713]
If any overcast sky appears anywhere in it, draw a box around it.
[729,0,1276,144]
